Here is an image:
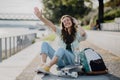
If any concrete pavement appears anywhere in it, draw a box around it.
[33,74,110,80]
[0,42,41,80]
[86,30,120,57]
[32,40,120,80]
[0,31,120,80]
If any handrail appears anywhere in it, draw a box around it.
[101,18,120,32]
[0,33,36,62]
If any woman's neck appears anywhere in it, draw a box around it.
[66,27,71,35]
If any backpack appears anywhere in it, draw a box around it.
[79,48,108,74]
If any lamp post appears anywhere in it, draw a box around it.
[98,0,104,30]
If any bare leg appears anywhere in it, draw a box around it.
[48,56,58,68]
[38,56,58,72]
[40,53,47,65]
[36,53,48,72]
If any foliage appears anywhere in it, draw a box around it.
[105,0,120,8]
[43,33,56,41]
[32,40,35,44]
[82,25,90,30]
[104,19,114,23]
[81,0,120,24]
[104,0,120,22]
[42,0,91,23]
[104,7,120,21]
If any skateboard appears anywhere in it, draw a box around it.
[58,64,83,78]
[36,64,83,78]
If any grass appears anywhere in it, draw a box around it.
[82,25,90,30]
[43,33,56,41]
[104,20,114,23]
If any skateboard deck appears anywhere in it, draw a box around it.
[58,64,83,78]
[36,64,83,78]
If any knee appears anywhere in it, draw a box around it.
[57,48,64,53]
[55,48,65,56]
[41,42,49,47]
[41,42,49,52]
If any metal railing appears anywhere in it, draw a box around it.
[101,18,120,32]
[101,22,120,32]
[0,33,36,62]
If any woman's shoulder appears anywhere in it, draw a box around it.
[55,26,61,35]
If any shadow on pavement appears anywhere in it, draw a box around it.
[41,73,120,80]
[106,74,120,80]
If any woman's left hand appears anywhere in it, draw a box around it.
[73,18,79,26]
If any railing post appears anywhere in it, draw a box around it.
[9,37,11,56]
[0,38,2,62]
[13,37,15,54]
[16,36,19,52]
[21,35,23,49]
[118,23,120,32]
[0,33,36,61]
[5,38,7,59]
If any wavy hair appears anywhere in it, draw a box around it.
[60,15,77,45]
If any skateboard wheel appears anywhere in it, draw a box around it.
[71,72,78,78]
[57,71,62,76]
[57,71,65,76]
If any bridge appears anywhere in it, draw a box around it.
[0,13,39,20]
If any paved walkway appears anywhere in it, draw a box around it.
[0,42,41,80]
[86,30,120,57]
[16,39,120,80]
[0,37,120,80]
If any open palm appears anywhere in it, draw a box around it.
[34,7,42,18]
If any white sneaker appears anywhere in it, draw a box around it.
[35,65,50,74]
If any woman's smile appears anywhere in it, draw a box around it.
[62,17,72,28]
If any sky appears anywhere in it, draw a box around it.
[0,0,43,14]
[0,0,110,14]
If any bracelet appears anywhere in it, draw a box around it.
[77,24,81,27]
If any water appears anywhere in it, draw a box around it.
[0,20,46,51]
[0,19,52,60]
[0,20,48,37]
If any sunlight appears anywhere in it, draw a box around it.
[0,0,43,14]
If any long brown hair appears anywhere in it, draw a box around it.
[60,15,77,45]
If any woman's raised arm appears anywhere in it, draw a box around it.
[73,18,86,37]
[34,7,56,32]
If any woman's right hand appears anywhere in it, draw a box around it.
[34,7,56,32]
[34,7,42,19]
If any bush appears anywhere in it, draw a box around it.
[32,40,35,44]
[82,25,90,30]
[104,8,120,21]
[43,34,56,41]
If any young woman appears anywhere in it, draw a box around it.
[34,7,87,73]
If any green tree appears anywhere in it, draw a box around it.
[84,0,103,30]
[42,0,91,23]
[105,0,120,8]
